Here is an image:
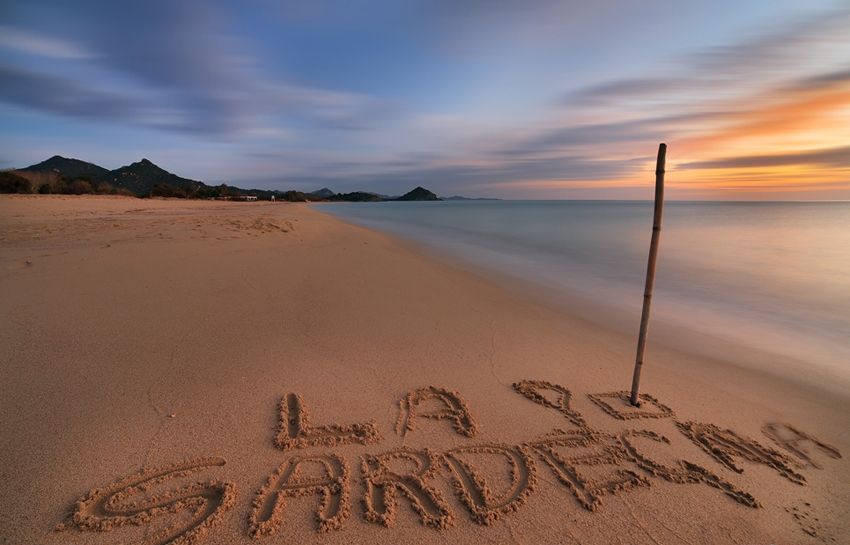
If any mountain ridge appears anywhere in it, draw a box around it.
[10,155,480,201]
[396,186,440,201]
[21,155,111,180]
[106,158,204,196]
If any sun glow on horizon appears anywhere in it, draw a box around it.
[1,0,848,199]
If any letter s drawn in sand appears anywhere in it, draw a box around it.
[248,453,349,537]
[274,393,380,450]
[60,457,235,545]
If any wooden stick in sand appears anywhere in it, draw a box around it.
[629,143,667,406]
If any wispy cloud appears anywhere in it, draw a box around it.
[569,9,849,105]
[680,145,850,170]
[0,1,400,138]
[0,25,92,59]
[243,2,850,198]
[0,64,145,121]
[1,1,848,198]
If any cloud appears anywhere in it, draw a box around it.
[540,8,850,195]
[248,56,849,195]
[0,64,145,121]
[496,113,717,157]
[569,77,689,105]
[269,83,402,131]
[567,8,849,107]
[247,150,643,196]
[184,3,850,196]
[0,61,393,137]
[788,66,850,90]
[2,0,848,198]
[680,145,850,170]
[0,1,399,137]
[674,70,850,155]
[692,10,848,76]
[0,25,92,59]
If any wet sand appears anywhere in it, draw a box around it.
[1,194,848,544]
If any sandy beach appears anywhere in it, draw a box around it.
[1,195,848,545]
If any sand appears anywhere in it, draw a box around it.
[0,194,848,545]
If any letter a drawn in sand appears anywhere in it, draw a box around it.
[361,448,454,529]
[249,454,349,537]
[443,444,537,524]
[676,421,806,485]
[762,422,842,470]
[396,386,478,438]
[274,393,380,450]
[60,457,235,545]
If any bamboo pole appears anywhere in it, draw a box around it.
[629,143,666,406]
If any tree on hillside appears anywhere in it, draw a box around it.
[0,171,32,193]
[70,179,93,195]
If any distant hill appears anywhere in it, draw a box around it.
[17,155,207,196]
[396,186,440,201]
[21,155,110,181]
[105,158,205,196]
[330,191,384,202]
[309,187,336,198]
[11,156,459,203]
[443,195,500,201]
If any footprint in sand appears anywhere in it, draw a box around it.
[784,500,837,543]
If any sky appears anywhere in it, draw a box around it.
[1,0,848,199]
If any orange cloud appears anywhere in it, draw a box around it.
[631,71,848,198]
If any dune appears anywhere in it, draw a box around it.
[0,194,847,544]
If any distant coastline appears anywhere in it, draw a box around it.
[1,155,496,202]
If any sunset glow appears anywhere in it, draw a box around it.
[1,1,848,199]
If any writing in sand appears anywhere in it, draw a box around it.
[58,381,842,544]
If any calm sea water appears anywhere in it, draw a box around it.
[321,200,850,387]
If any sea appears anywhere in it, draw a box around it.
[321,200,850,391]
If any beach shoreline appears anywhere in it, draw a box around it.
[351,228,850,405]
[1,195,848,544]
[316,200,850,401]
